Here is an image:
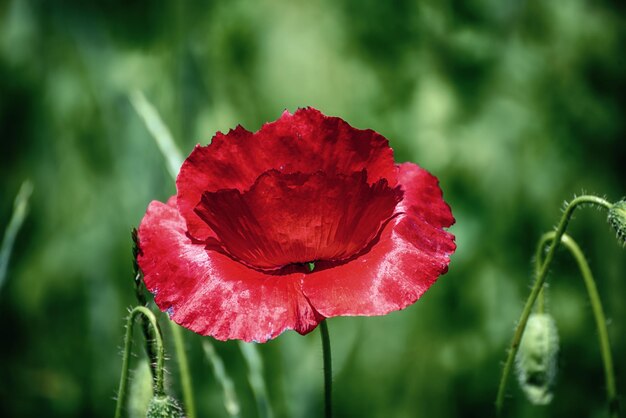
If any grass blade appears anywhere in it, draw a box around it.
[0,180,33,293]
[169,321,196,418]
[202,341,241,417]
[129,90,184,180]
[238,342,274,418]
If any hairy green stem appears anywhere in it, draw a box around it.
[535,234,549,315]
[320,320,333,418]
[539,233,618,417]
[115,306,165,418]
[132,267,159,383]
[169,321,196,418]
[495,195,612,414]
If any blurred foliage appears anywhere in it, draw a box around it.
[1,0,625,417]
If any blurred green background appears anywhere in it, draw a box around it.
[1,1,625,417]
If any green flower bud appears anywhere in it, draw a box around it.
[515,313,559,405]
[608,200,626,246]
[146,395,185,418]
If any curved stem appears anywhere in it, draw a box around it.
[320,320,333,418]
[114,306,165,418]
[169,321,196,418]
[540,233,618,417]
[132,229,161,381]
[133,231,195,417]
[495,195,611,415]
[133,270,159,382]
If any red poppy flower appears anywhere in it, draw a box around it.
[137,108,455,342]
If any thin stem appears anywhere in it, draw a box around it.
[534,232,556,315]
[169,321,196,418]
[541,233,618,417]
[115,306,165,418]
[536,288,546,314]
[495,195,612,415]
[133,269,159,383]
[320,320,333,418]
[132,229,160,380]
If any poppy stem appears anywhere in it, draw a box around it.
[115,306,165,418]
[495,195,612,415]
[131,229,160,381]
[320,319,333,418]
[538,232,618,417]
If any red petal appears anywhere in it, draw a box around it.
[302,215,455,317]
[137,198,322,342]
[176,108,397,240]
[396,162,455,228]
[194,170,402,270]
[301,165,455,317]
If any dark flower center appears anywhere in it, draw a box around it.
[194,169,402,270]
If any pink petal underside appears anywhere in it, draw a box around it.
[176,107,397,241]
[301,165,456,317]
[137,198,323,342]
[194,170,402,270]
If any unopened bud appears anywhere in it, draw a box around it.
[608,200,626,246]
[515,313,559,405]
[146,394,185,418]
